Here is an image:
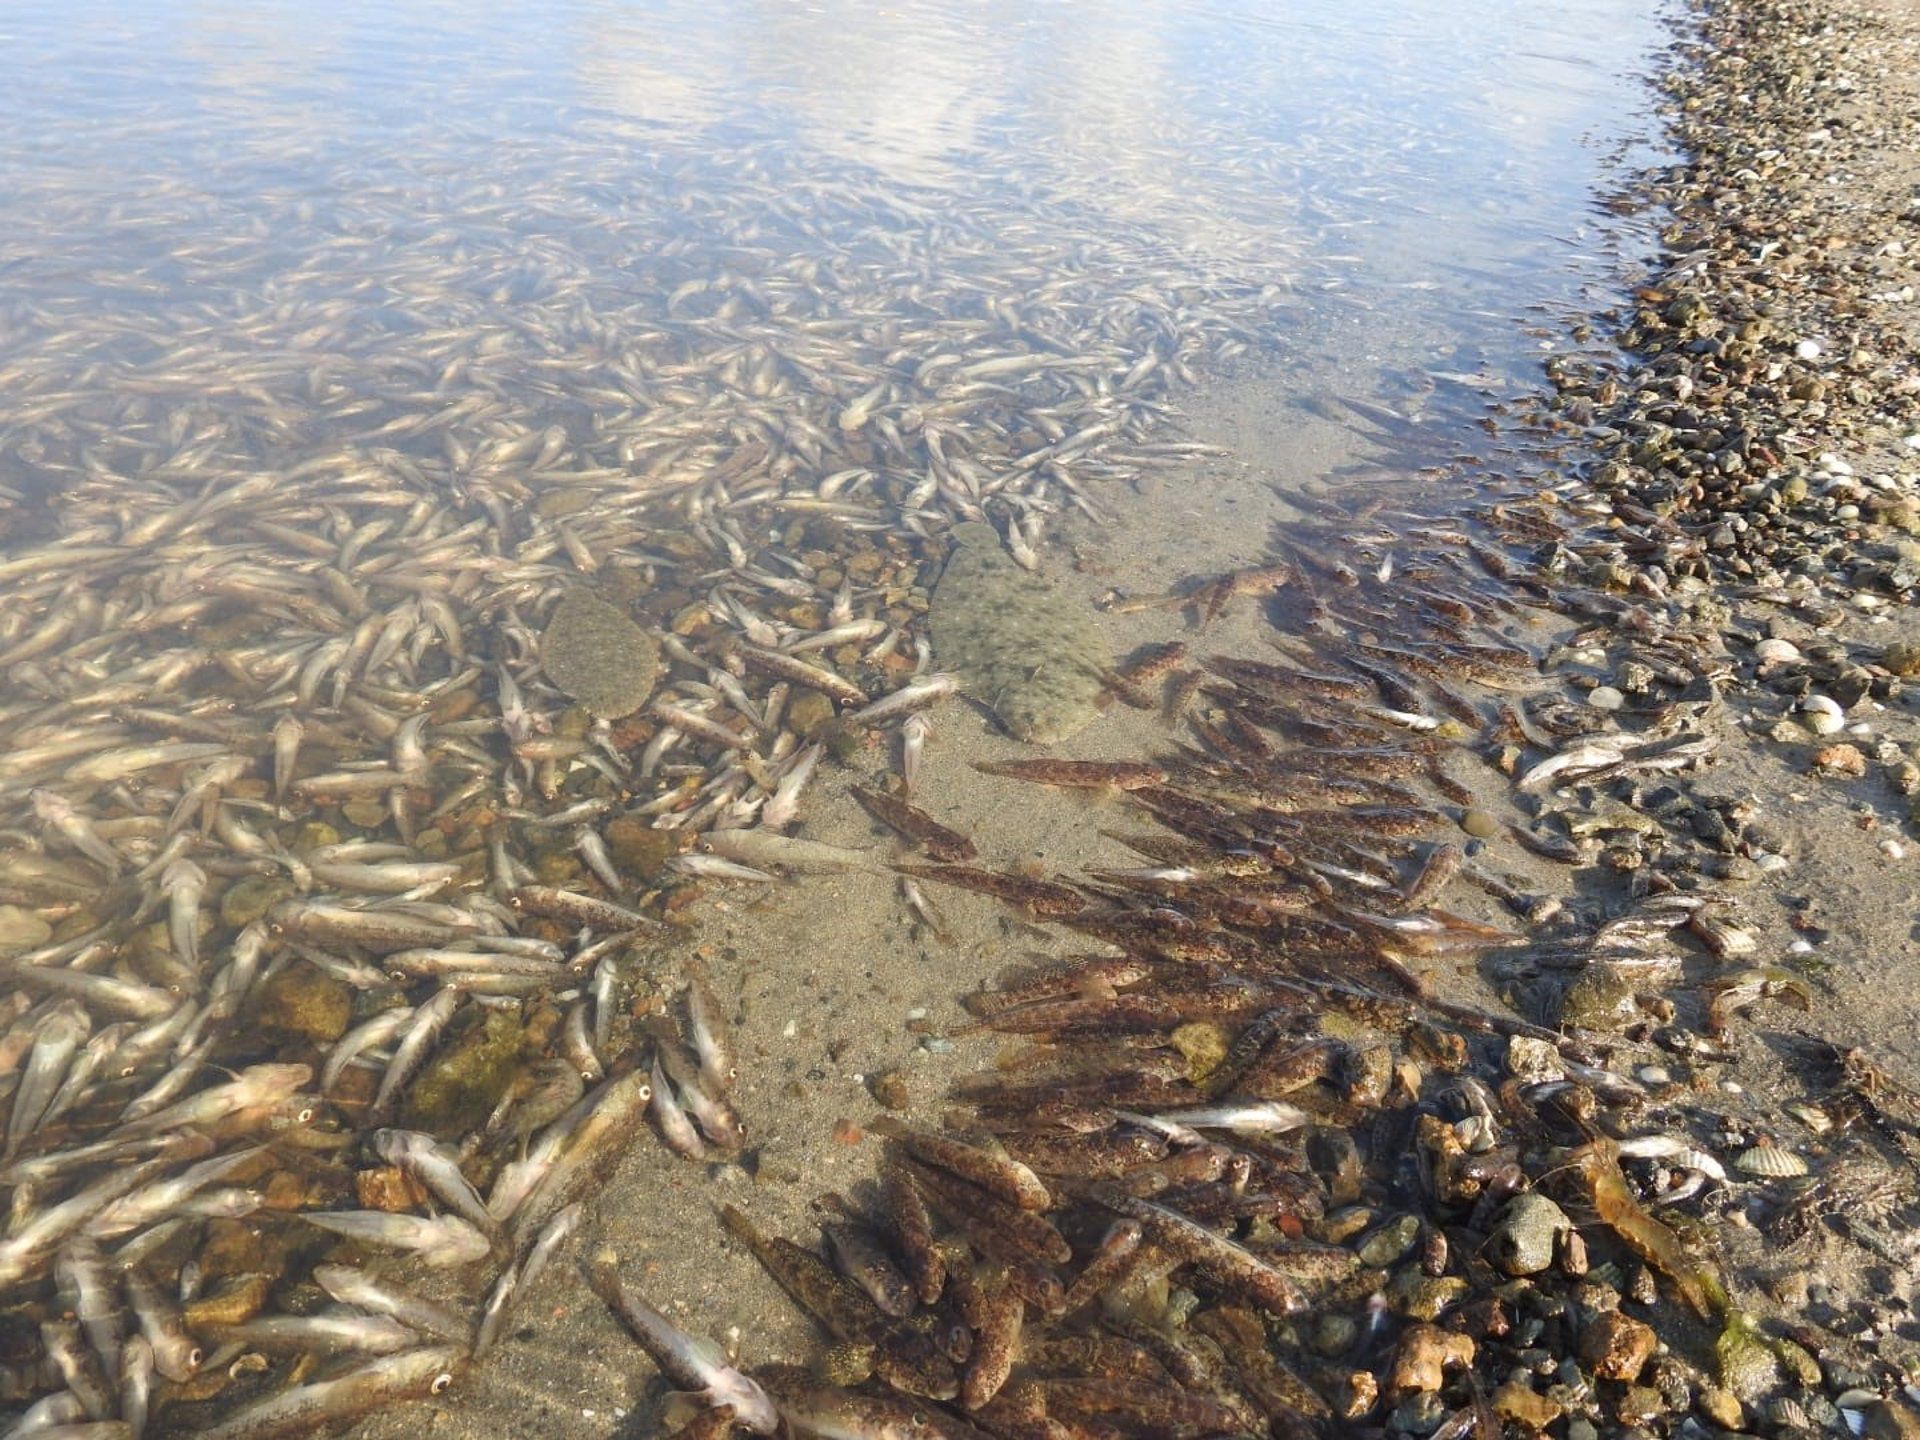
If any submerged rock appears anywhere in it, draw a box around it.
[539,589,660,718]
[928,523,1110,744]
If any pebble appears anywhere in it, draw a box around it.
[1460,808,1501,839]
[1486,1193,1572,1276]
[1579,1310,1658,1382]
[1587,685,1625,711]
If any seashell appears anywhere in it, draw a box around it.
[1734,1144,1809,1178]
[1785,1102,1833,1135]
[1768,1397,1809,1430]
[1671,1147,1729,1182]
[1799,694,1846,735]
[1754,637,1802,664]
[1688,911,1758,958]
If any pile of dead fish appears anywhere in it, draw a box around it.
[606,492,1920,1440]
[0,64,1314,1434]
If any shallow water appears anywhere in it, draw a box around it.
[0,0,1662,519]
[0,1,1673,1434]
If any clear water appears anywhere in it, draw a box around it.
[0,0,1663,521]
[0,4,1671,1432]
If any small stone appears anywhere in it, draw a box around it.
[1697,1386,1744,1430]
[1486,1193,1572,1276]
[1385,1323,1475,1397]
[788,689,837,738]
[1492,1381,1563,1430]
[355,1165,429,1213]
[1614,1385,1666,1426]
[1356,1214,1421,1268]
[1312,1314,1359,1357]
[1505,1036,1564,1084]
[1579,1310,1658,1382]
[867,1071,910,1110]
[1587,685,1625,711]
[605,816,679,879]
[220,873,293,928]
[1335,1369,1378,1422]
[1864,1400,1920,1440]
[1558,963,1637,1031]
[1316,1206,1374,1245]
[1170,1021,1230,1082]
[248,962,353,1046]
[341,798,388,828]
[1812,742,1867,777]
[1460,808,1500,839]
[1754,637,1803,664]
[183,1273,275,1329]
[831,1118,864,1145]
[1883,641,1920,676]
[1385,1269,1471,1321]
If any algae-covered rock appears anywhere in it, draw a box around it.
[540,589,660,718]
[249,962,353,1047]
[402,1007,528,1137]
[928,523,1110,744]
[605,816,679,880]
[221,874,292,929]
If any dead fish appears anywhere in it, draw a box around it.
[585,1253,779,1434]
[195,1347,466,1440]
[702,829,871,874]
[851,786,976,862]
[300,1210,492,1267]
[756,1366,991,1440]
[847,671,959,725]
[971,758,1166,790]
[866,1120,1051,1212]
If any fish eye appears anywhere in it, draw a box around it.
[295,1106,317,1123]
[187,1347,205,1369]
[430,1371,455,1395]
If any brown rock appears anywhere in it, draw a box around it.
[249,961,352,1046]
[1696,1386,1744,1430]
[355,1165,428,1213]
[605,816,680,880]
[183,1273,275,1329]
[1386,1322,1475,1397]
[1580,1310,1658,1382]
[868,1071,911,1110]
[1334,1369,1378,1422]
[1883,641,1920,677]
[788,689,836,737]
[1811,742,1867,777]
[1615,1385,1666,1426]
[1492,1380,1562,1430]
[198,1218,293,1282]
